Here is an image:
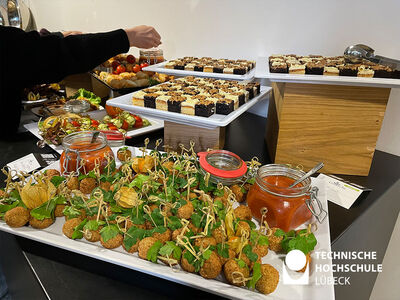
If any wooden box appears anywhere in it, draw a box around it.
[265,82,390,175]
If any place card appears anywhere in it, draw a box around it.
[7,153,41,178]
[316,173,371,209]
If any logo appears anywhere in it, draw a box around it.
[282,250,309,285]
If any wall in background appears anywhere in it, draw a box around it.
[25,0,400,156]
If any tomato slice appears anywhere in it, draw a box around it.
[116,65,126,74]
[140,63,149,69]
[91,120,99,127]
[105,104,122,118]
[121,120,129,130]
[133,115,143,128]
[71,120,80,127]
[111,60,120,70]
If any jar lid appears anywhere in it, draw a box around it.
[198,150,247,179]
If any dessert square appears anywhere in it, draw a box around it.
[357,65,374,77]
[270,62,288,73]
[155,95,171,111]
[195,100,215,117]
[289,64,306,74]
[372,65,393,78]
[338,64,358,76]
[323,66,339,76]
[143,93,159,108]
[306,62,324,75]
[216,99,234,115]
[168,96,186,113]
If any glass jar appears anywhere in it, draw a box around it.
[64,99,90,113]
[60,131,114,175]
[198,150,247,185]
[139,48,164,65]
[247,164,325,231]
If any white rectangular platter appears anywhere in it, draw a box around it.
[143,61,256,81]
[107,87,271,129]
[255,57,400,88]
[23,111,164,154]
[0,147,334,300]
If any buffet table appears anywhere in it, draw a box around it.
[0,110,399,300]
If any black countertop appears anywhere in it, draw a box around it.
[1,111,399,300]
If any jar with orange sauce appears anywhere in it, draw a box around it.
[60,131,114,175]
[247,164,325,232]
[139,48,164,65]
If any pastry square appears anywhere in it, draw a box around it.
[357,65,374,77]
[194,65,204,72]
[143,93,159,108]
[223,67,234,74]
[338,64,358,76]
[306,62,324,75]
[181,98,199,116]
[372,65,393,78]
[289,64,306,74]
[270,62,288,73]
[155,95,171,111]
[184,64,195,71]
[203,65,214,72]
[233,67,246,75]
[195,100,215,117]
[323,66,339,76]
[167,96,186,113]
[213,65,224,73]
[216,99,234,115]
[174,64,185,70]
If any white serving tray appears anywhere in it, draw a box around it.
[0,147,334,300]
[107,87,271,129]
[255,57,400,88]
[23,111,164,154]
[143,61,256,81]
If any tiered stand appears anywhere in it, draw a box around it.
[256,57,400,175]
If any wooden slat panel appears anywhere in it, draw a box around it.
[274,83,390,175]
[164,121,225,152]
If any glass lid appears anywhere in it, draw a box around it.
[198,150,247,179]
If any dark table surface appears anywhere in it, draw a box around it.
[1,111,399,300]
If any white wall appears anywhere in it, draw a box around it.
[24,0,400,156]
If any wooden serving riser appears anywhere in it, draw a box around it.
[265,82,390,176]
[164,121,225,153]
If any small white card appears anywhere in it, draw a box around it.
[7,153,41,178]
[316,173,366,209]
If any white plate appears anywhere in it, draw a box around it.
[21,98,49,105]
[143,61,256,81]
[107,87,271,129]
[255,57,400,88]
[23,113,164,154]
[0,148,334,300]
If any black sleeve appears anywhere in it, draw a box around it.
[1,26,129,85]
[0,26,129,138]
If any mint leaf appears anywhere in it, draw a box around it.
[191,213,202,228]
[30,199,57,220]
[62,206,82,219]
[247,262,262,289]
[123,226,146,251]
[100,224,120,243]
[50,176,65,187]
[213,188,224,197]
[243,244,258,262]
[167,215,182,231]
[274,228,286,237]
[216,243,230,259]
[71,219,88,239]
[236,259,247,269]
[147,240,163,263]
[84,220,105,231]
[129,174,150,189]
[159,241,182,260]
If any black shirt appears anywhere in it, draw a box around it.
[0,26,129,138]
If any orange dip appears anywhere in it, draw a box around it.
[60,140,114,174]
[247,175,312,231]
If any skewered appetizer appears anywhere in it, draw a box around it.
[0,142,319,296]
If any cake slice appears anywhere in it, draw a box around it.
[155,95,171,111]
[306,62,324,75]
[213,65,224,73]
[288,63,306,74]
[338,64,358,76]
[233,67,246,75]
[195,99,215,117]
[323,66,339,76]
[143,93,159,108]
[372,65,393,78]
[203,65,214,72]
[270,61,288,73]
[357,65,374,77]
[223,67,234,74]
[168,96,186,113]
[131,90,146,107]
[216,99,234,115]
[181,98,199,116]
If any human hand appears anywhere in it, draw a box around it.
[124,25,161,49]
[62,31,83,37]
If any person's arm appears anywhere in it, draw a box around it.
[2,26,130,86]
